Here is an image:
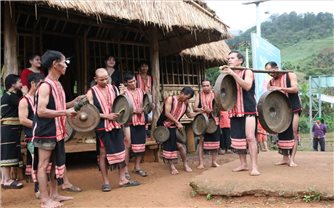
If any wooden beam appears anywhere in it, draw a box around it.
[150,29,160,134]
[4,2,18,77]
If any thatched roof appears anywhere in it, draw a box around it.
[180,40,230,63]
[14,0,231,55]
[35,0,229,34]
[34,0,229,35]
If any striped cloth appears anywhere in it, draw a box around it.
[126,88,145,126]
[163,96,187,128]
[92,84,121,131]
[44,77,67,142]
[136,74,152,93]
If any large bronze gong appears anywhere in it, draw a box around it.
[64,120,74,142]
[153,126,170,143]
[143,93,153,114]
[257,90,292,134]
[192,113,209,136]
[214,73,237,111]
[176,128,187,144]
[112,95,134,125]
[68,104,100,132]
[206,118,218,134]
[211,99,219,118]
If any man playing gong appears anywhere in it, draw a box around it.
[193,79,220,169]
[123,74,148,178]
[265,61,301,167]
[220,50,260,176]
[33,50,79,207]
[86,68,140,192]
[156,87,197,175]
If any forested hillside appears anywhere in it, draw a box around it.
[207,12,334,132]
[227,12,334,79]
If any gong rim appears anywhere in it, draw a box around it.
[68,104,100,133]
[176,128,187,144]
[64,120,75,142]
[257,90,292,134]
[211,99,219,118]
[143,93,153,114]
[206,118,218,134]
[153,126,170,143]
[112,95,134,125]
[192,113,209,136]
[214,73,237,111]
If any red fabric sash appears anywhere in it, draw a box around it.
[136,74,152,93]
[219,111,230,128]
[163,96,187,128]
[270,73,288,96]
[229,70,255,117]
[92,84,121,131]
[45,77,67,142]
[126,88,145,126]
[200,91,218,125]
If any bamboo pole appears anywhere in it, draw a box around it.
[219,66,293,73]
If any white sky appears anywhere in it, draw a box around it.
[205,0,334,32]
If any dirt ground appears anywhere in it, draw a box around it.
[1,151,333,208]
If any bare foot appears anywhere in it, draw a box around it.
[275,160,289,166]
[51,195,74,202]
[212,162,220,167]
[170,168,179,175]
[289,160,298,167]
[41,199,63,208]
[184,164,192,172]
[197,164,204,169]
[35,191,41,199]
[232,166,249,172]
[250,169,261,176]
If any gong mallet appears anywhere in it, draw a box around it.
[117,107,126,115]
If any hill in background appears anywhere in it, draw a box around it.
[227,12,334,83]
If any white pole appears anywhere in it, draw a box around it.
[246,48,249,68]
[309,76,313,147]
[318,76,322,118]
[256,2,261,37]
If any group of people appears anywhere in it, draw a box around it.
[0,51,154,207]
[1,49,303,207]
[214,51,302,175]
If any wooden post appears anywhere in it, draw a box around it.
[4,2,18,77]
[186,123,196,153]
[150,29,161,133]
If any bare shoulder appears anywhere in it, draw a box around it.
[39,82,50,91]
[288,72,297,80]
[245,69,254,77]
[19,97,28,107]
[165,96,172,103]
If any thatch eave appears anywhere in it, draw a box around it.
[29,0,230,38]
[179,40,231,63]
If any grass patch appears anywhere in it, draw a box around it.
[303,188,321,202]
[282,36,334,64]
